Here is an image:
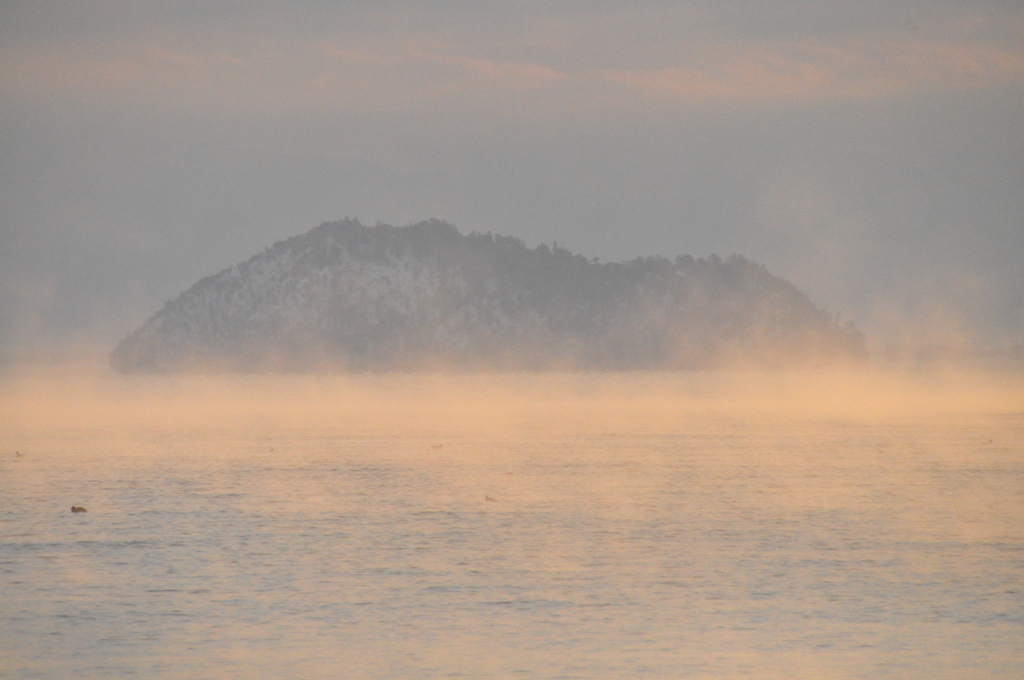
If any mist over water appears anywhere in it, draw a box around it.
[4,1,1022,676]
[3,367,1023,678]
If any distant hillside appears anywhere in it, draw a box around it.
[110,219,865,372]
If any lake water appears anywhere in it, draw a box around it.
[2,370,1023,679]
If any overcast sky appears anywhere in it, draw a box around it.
[2,1,1022,355]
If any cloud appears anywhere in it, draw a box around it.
[0,36,565,119]
[3,8,1021,121]
[601,37,1024,105]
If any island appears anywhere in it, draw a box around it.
[111,219,865,372]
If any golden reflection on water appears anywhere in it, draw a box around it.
[2,367,1023,679]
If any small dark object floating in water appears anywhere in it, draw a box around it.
[15,451,22,458]
[71,506,88,513]
[485,495,497,502]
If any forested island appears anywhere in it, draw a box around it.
[111,219,865,372]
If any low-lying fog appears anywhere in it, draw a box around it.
[5,363,1024,435]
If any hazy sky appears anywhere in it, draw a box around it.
[2,1,1022,355]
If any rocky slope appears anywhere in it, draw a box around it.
[111,219,865,372]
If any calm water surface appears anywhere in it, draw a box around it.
[2,373,1023,678]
